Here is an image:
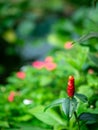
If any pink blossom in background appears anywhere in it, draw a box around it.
[8,91,15,102]
[44,56,57,71]
[64,41,73,49]
[45,62,57,71]
[32,56,57,71]
[45,56,53,63]
[32,61,45,69]
[16,71,26,79]
[88,69,94,74]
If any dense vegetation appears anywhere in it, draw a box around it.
[0,0,98,129]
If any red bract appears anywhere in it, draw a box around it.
[16,71,26,79]
[8,91,15,102]
[32,61,45,69]
[67,76,75,97]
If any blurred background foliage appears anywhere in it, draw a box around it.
[0,0,96,84]
[0,0,98,129]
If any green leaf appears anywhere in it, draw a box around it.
[88,53,98,67]
[78,112,98,124]
[17,20,35,37]
[0,121,9,128]
[11,123,50,130]
[20,126,49,130]
[62,98,77,119]
[75,93,88,102]
[74,32,98,43]
[64,45,89,70]
[40,76,52,86]
[44,98,66,111]
[14,114,32,121]
[70,98,78,117]
[62,98,70,119]
[29,105,66,126]
[93,0,98,7]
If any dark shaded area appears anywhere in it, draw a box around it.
[0,37,21,84]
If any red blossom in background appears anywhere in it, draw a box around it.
[45,62,57,71]
[44,56,57,71]
[88,69,94,74]
[8,91,15,102]
[64,41,73,49]
[67,76,75,97]
[16,71,26,79]
[32,61,45,69]
[32,56,57,71]
[45,56,53,62]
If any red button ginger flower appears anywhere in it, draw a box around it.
[64,41,73,49]
[32,61,45,69]
[67,76,75,97]
[16,71,26,79]
[8,91,15,102]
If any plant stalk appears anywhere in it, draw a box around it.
[74,112,80,130]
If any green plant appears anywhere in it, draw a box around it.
[44,76,88,130]
[0,3,98,129]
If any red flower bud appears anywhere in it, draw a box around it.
[67,76,75,97]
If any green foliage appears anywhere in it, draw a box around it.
[0,42,98,129]
[79,112,98,124]
[74,32,98,43]
[62,97,77,119]
[44,98,66,111]
[0,1,98,130]
[88,53,98,67]
[29,105,66,127]
[75,93,88,102]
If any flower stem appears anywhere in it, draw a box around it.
[74,112,80,130]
